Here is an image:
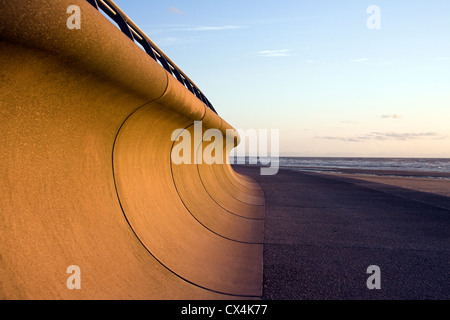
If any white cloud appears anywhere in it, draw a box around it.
[258,49,293,57]
[381,114,402,119]
[316,132,445,142]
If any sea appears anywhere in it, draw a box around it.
[231,157,450,179]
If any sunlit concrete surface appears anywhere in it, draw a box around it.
[0,0,263,299]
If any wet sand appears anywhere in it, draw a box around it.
[321,172,450,198]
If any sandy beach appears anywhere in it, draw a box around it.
[317,170,450,198]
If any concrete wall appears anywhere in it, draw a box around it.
[0,0,264,299]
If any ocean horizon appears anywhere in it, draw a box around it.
[231,156,450,178]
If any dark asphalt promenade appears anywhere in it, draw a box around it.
[234,166,450,300]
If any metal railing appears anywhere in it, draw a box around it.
[86,0,217,114]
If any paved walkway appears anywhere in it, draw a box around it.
[234,166,450,300]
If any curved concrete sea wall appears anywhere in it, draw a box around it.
[0,0,264,299]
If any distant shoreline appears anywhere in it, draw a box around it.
[287,167,450,179]
[232,164,450,199]
[231,156,450,178]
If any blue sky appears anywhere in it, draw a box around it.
[111,0,450,157]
